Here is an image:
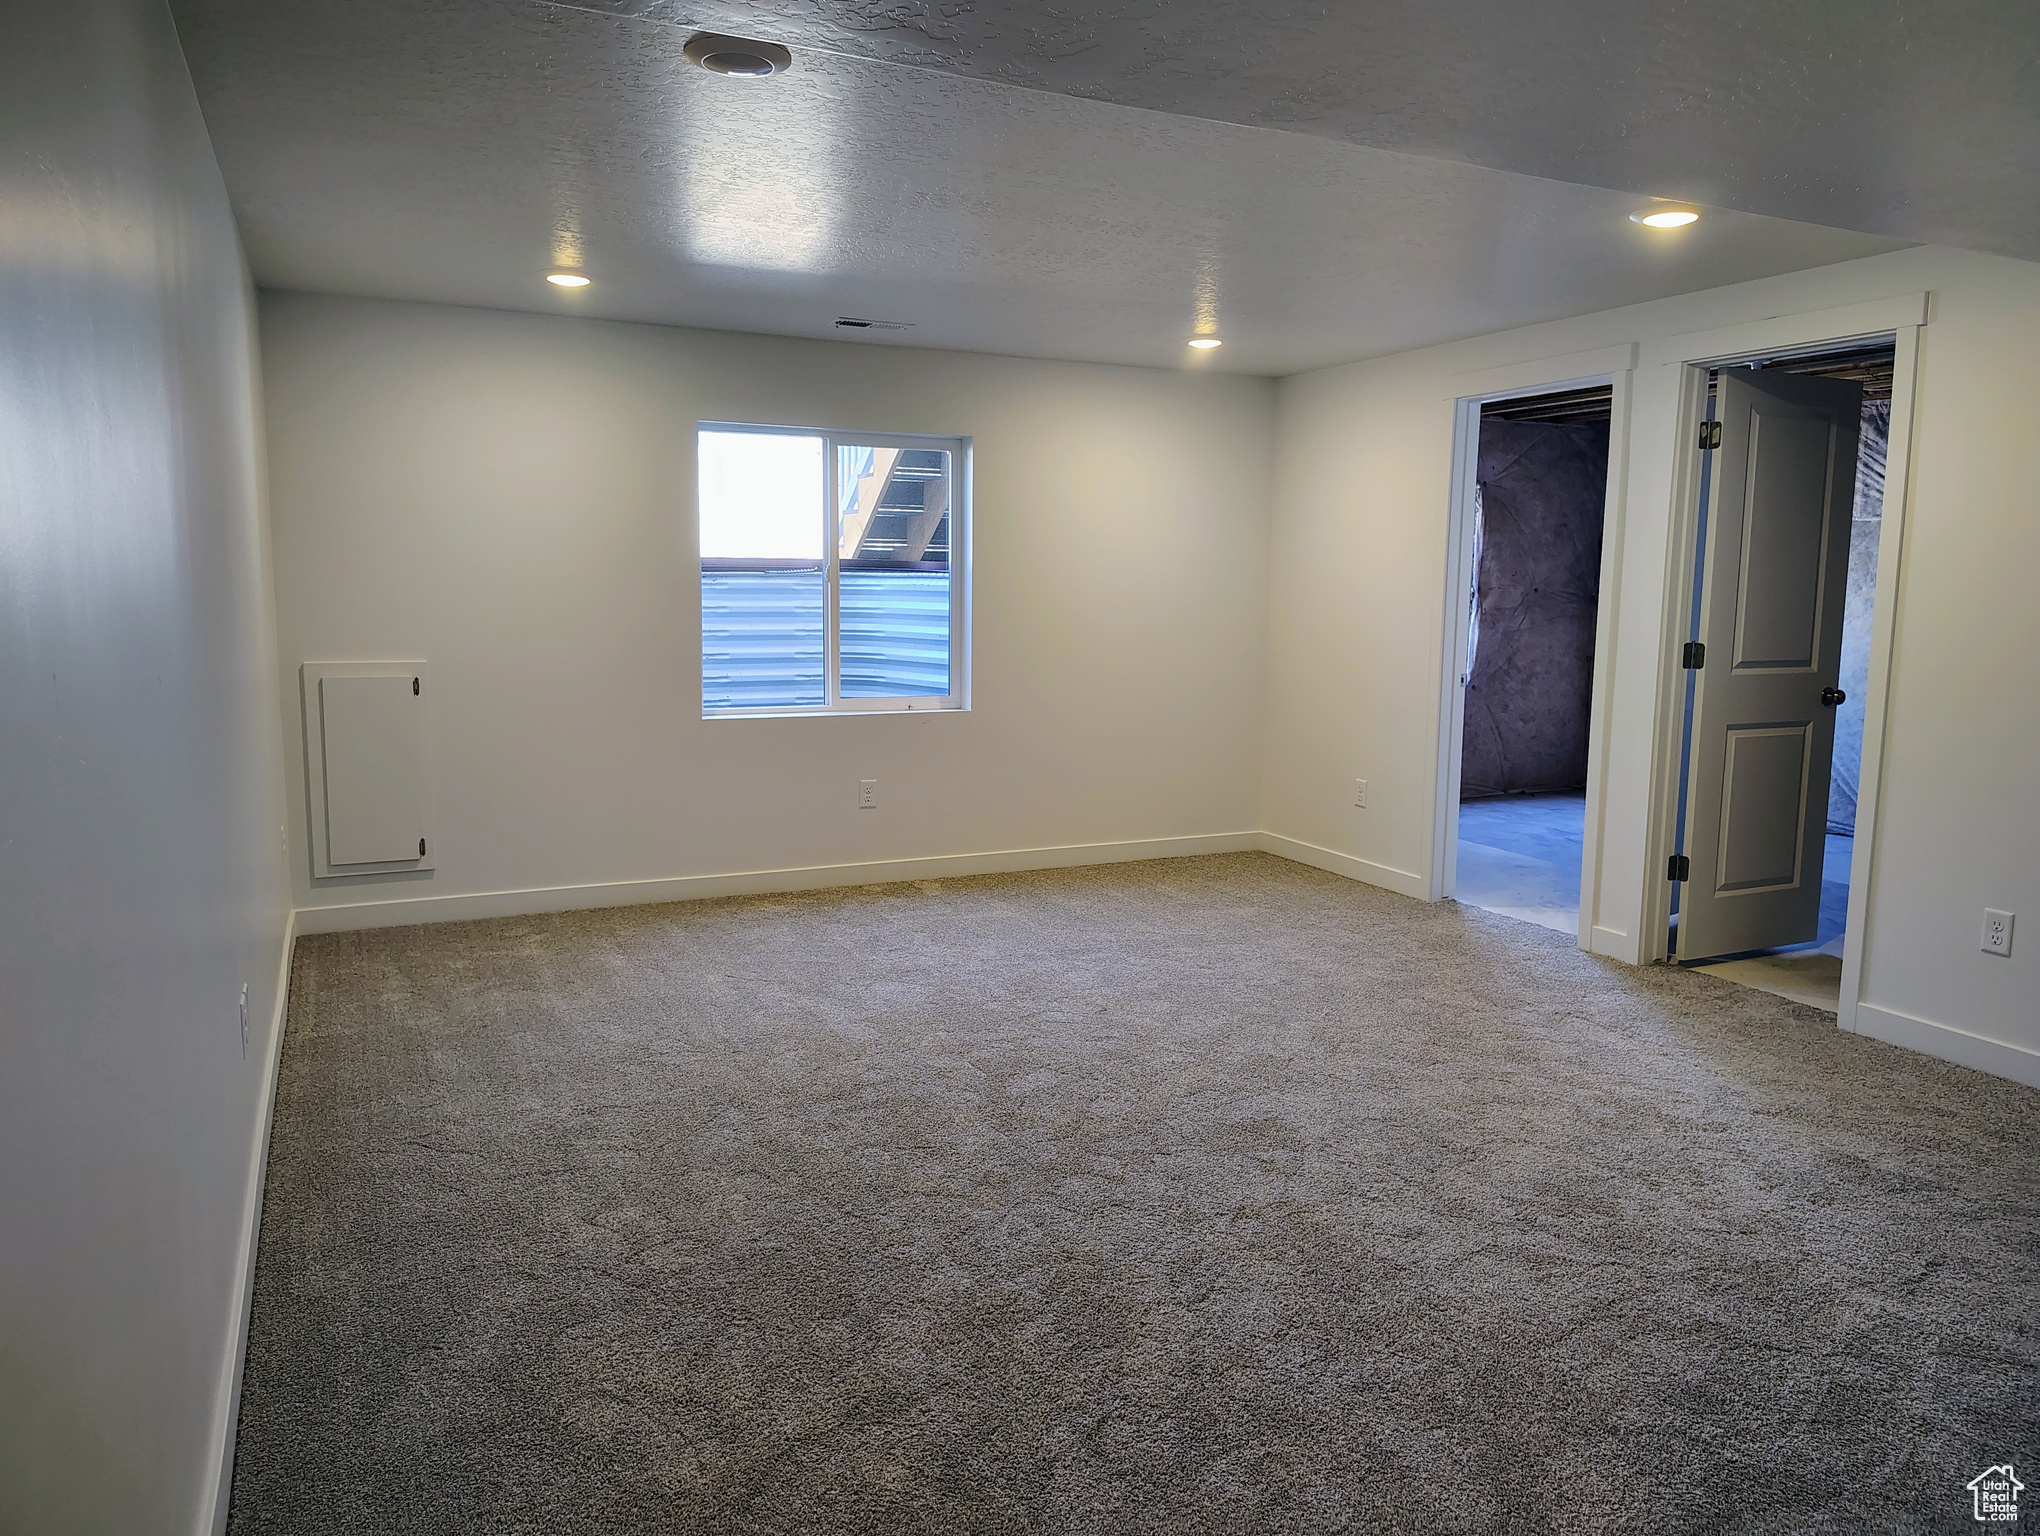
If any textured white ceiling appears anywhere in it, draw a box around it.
[172,0,1913,374]
[557,0,2040,260]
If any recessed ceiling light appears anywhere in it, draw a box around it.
[1630,207,1701,229]
[684,32,793,76]
[546,272,591,287]
[1187,337,1223,349]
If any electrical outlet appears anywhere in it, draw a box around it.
[239,984,250,1059]
[858,779,878,810]
[1353,778,1369,809]
[1982,909,2014,958]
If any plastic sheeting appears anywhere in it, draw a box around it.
[1827,400,1889,835]
[1460,419,1609,798]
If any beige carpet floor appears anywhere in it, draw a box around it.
[228,853,2038,1534]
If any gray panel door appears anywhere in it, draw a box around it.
[1679,369,1860,961]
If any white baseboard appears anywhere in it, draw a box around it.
[201,908,296,1536]
[293,832,1265,934]
[1255,832,1429,901]
[1846,1002,2040,1090]
[1590,925,1634,961]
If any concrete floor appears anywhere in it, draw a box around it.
[1454,792,1585,936]
[1456,796,1857,1015]
[1688,833,1855,1012]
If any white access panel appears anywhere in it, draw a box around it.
[301,662,434,878]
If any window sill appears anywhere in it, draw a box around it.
[704,704,967,721]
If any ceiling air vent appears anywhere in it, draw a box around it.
[683,33,792,76]
[835,317,913,332]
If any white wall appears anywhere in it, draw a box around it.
[261,293,1276,926]
[0,3,293,1532]
[1265,245,2040,1083]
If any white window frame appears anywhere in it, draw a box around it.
[700,421,971,718]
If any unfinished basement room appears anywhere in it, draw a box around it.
[4,2,2036,1532]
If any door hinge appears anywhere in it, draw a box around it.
[413,676,420,695]
[418,838,427,857]
[1699,420,1722,450]
[1668,854,1690,882]
[1681,641,1705,670]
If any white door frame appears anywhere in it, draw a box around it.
[1430,344,1636,955]
[1637,294,1927,1033]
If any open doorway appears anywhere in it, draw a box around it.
[1669,340,1896,1009]
[1451,385,1612,934]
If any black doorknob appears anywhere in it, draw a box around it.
[1821,686,1847,706]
